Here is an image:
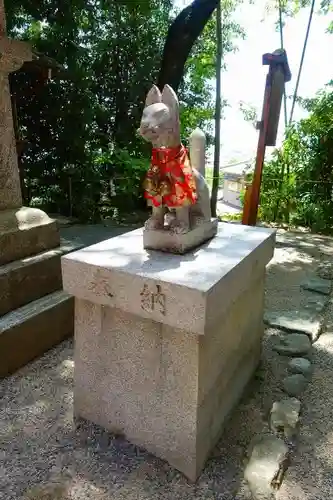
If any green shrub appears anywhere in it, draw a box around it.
[259,83,333,232]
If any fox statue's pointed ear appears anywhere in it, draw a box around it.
[161,85,179,113]
[145,85,162,107]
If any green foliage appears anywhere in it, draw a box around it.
[239,101,257,124]
[263,0,333,34]
[257,151,296,223]
[7,0,243,221]
[264,0,332,18]
[259,82,333,232]
[218,212,242,222]
[179,0,245,145]
[8,0,172,221]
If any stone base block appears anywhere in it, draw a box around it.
[0,291,74,378]
[62,223,275,480]
[0,206,60,266]
[143,218,218,254]
[0,242,82,317]
[73,273,264,480]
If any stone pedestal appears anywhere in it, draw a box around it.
[62,223,275,481]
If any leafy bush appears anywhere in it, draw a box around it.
[259,83,333,232]
[8,0,244,222]
[259,151,296,223]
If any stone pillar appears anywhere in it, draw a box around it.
[0,3,59,265]
[0,72,23,209]
[0,1,31,209]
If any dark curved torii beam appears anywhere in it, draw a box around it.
[157,0,219,93]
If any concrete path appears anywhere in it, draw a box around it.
[1,226,333,499]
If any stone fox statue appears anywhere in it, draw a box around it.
[139,84,212,234]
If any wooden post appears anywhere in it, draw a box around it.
[242,50,291,226]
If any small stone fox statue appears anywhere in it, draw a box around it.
[139,84,212,234]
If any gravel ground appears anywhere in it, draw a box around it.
[0,337,260,500]
[265,229,333,317]
[1,229,333,499]
[265,245,318,317]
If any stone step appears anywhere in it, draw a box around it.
[0,241,83,317]
[0,290,74,378]
[0,207,60,266]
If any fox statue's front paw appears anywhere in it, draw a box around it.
[191,214,206,227]
[170,220,190,234]
[145,216,164,230]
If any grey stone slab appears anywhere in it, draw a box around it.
[0,241,84,317]
[0,290,74,377]
[317,261,333,280]
[272,333,312,356]
[264,309,322,341]
[300,277,331,296]
[282,374,308,397]
[288,357,312,377]
[270,398,301,438]
[62,223,275,336]
[304,295,327,313]
[63,223,275,293]
[245,435,288,497]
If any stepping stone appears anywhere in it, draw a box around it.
[317,262,333,280]
[265,310,321,341]
[288,357,312,377]
[282,374,308,397]
[270,398,301,437]
[245,435,288,497]
[304,295,327,313]
[300,277,331,296]
[272,333,312,356]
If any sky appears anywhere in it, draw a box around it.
[175,0,332,165]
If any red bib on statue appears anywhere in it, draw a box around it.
[143,145,198,208]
